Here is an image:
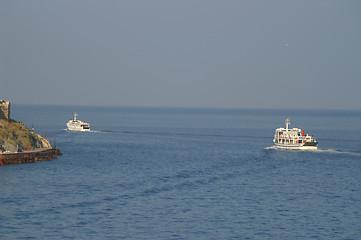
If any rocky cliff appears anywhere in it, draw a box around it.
[0,119,52,152]
[0,100,52,153]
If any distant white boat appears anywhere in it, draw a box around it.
[273,119,318,150]
[66,113,90,132]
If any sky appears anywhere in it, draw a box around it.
[1,0,361,110]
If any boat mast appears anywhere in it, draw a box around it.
[74,113,78,121]
[285,118,290,131]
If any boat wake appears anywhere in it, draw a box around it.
[88,130,102,133]
[264,146,277,150]
[265,146,361,156]
[315,148,361,156]
[263,146,318,151]
[62,129,104,133]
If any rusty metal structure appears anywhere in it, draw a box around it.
[0,148,62,165]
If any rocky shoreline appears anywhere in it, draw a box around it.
[0,100,62,165]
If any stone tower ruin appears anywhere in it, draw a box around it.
[0,100,11,121]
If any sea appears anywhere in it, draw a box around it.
[1,105,361,239]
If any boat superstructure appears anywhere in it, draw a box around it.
[66,113,90,131]
[273,119,318,150]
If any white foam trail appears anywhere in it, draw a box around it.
[264,146,277,150]
[264,146,318,151]
[315,148,361,156]
[265,146,361,156]
[89,130,101,133]
[63,129,102,133]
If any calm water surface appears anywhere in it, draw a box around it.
[1,105,361,239]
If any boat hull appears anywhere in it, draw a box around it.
[66,123,90,132]
[66,127,90,132]
[274,143,317,150]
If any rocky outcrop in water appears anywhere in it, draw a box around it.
[0,100,52,153]
[0,119,52,152]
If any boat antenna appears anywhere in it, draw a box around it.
[285,118,290,131]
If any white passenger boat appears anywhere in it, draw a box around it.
[66,113,90,131]
[273,119,318,150]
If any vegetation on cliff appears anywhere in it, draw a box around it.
[0,119,51,152]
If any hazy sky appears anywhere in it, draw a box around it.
[1,0,361,109]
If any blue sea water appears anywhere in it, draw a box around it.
[1,105,361,239]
